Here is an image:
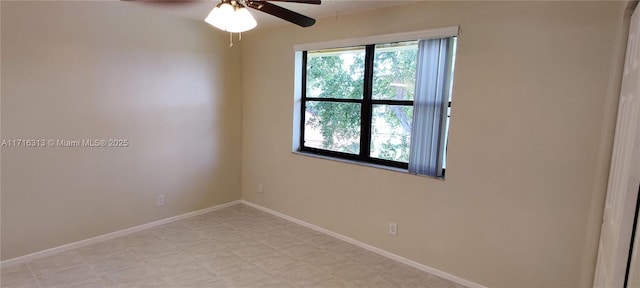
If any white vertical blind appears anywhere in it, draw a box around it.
[408,37,454,177]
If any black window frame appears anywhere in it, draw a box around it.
[300,44,415,170]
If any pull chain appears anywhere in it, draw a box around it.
[228,32,243,48]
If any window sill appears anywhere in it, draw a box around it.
[292,151,444,180]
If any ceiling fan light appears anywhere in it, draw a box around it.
[204,2,235,31]
[225,6,257,33]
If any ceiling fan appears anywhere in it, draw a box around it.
[126,0,321,33]
[206,0,320,33]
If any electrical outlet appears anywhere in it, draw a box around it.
[258,183,264,193]
[157,195,165,206]
[389,222,398,236]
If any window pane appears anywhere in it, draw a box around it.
[370,105,413,162]
[372,41,418,101]
[304,101,361,154]
[306,47,365,99]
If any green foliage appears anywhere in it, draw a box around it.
[305,43,418,161]
[306,52,363,99]
[306,101,361,153]
[378,134,411,161]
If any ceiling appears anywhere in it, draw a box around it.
[125,0,417,29]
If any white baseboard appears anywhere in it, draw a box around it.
[240,199,486,288]
[2,198,485,288]
[0,200,241,268]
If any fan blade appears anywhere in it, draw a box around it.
[246,1,316,27]
[262,0,320,4]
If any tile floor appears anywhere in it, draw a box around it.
[1,204,466,288]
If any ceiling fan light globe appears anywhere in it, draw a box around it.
[204,2,235,31]
[225,7,257,33]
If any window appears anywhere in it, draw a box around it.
[294,29,457,178]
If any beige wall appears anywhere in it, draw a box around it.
[623,3,640,287]
[241,1,627,287]
[1,2,242,260]
[0,1,631,286]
